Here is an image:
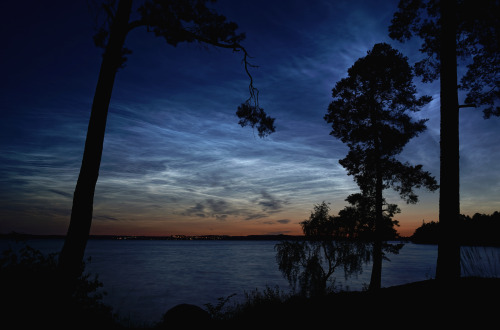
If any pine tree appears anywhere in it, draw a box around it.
[324,43,438,289]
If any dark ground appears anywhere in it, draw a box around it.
[3,277,499,329]
[215,277,500,328]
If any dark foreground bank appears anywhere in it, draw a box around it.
[157,277,499,329]
[3,277,499,329]
[214,277,500,328]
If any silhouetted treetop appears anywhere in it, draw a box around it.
[326,43,438,205]
[300,202,334,238]
[137,0,245,46]
[327,43,431,155]
[94,0,245,52]
[389,0,499,117]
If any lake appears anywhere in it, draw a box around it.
[1,239,498,325]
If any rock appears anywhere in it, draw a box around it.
[161,303,211,327]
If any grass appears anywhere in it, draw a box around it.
[213,277,500,327]
[461,245,500,278]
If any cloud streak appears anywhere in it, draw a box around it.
[1,0,498,237]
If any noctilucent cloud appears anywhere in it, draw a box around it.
[1,0,499,237]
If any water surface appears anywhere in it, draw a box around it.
[2,239,496,324]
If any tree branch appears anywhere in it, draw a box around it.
[127,19,147,32]
[180,30,260,106]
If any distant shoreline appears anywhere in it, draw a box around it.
[0,232,304,241]
[1,232,412,242]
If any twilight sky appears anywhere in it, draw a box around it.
[1,0,498,237]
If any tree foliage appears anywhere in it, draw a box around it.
[336,193,401,241]
[325,43,438,204]
[324,43,437,289]
[389,0,499,118]
[300,202,335,237]
[236,102,276,138]
[275,202,372,297]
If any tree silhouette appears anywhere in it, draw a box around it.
[336,193,401,242]
[275,202,371,297]
[58,0,275,290]
[389,0,499,280]
[324,43,438,290]
[411,211,500,246]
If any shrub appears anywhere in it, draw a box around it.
[0,243,116,329]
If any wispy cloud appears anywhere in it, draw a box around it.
[1,0,498,237]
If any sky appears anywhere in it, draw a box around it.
[1,0,498,237]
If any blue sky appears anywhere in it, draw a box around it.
[1,0,498,237]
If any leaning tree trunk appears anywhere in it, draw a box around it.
[58,0,133,290]
[436,0,461,281]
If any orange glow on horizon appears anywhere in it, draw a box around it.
[89,214,426,238]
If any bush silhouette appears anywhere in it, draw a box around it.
[0,244,115,329]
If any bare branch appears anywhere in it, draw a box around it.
[180,29,260,106]
[180,30,274,137]
[127,19,147,32]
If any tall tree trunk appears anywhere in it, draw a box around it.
[58,0,133,290]
[369,137,383,290]
[436,0,461,280]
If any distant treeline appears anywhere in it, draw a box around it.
[0,232,304,242]
[5,215,500,246]
[411,212,500,246]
